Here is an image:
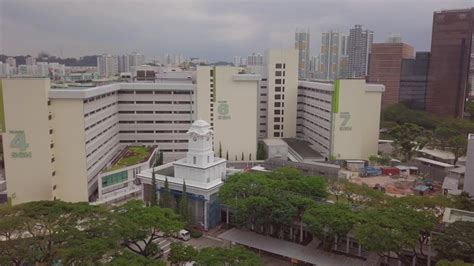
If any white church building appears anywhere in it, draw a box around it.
[137,120,226,230]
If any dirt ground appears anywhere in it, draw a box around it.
[349,174,441,197]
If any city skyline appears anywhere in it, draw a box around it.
[1,0,471,62]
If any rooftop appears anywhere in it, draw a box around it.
[284,138,323,159]
[106,146,155,172]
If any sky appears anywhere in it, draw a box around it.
[0,0,472,62]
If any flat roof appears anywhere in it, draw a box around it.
[219,228,364,266]
[48,82,195,99]
[415,157,455,168]
[262,138,288,146]
[105,146,155,172]
[283,138,323,159]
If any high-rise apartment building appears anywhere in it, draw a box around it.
[399,52,430,110]
[368,42,414,108]
[6,57,16,68]
[426,8,474,118]
[295,29,310,79]
[247,53,264,66]
[347,25,373,78]
[308,56,320,79]
[319,30,347,80]
[25,56,36,66]
[97,54,119,78]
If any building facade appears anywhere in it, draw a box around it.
[399,52,430,110]
[297,79,384,160]
[295,29,310,79]
[426,8,474,118]
[319,30,347,80]
[97,54,119,78]
[368,42,414,108]
[347,25,373,78]
[196,66,260,161]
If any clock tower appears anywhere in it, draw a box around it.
[186,120,214,167]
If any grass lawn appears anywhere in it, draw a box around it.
[107,146,153,172]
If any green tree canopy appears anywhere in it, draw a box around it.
[303,203,358,250]
[390,123,431,162]
[0,201,118,265]
[382,103,439,130]
[432,221,474,263]
[114,200,183,258]
[355,206,435,264]
[168,242,198,265]
[195,246,263,266]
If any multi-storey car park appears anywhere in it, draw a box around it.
[0,50,385,206]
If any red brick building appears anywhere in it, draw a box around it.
[368,43,414,108]
[426,8,474,118]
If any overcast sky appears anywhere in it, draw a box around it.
[0,0,472,62]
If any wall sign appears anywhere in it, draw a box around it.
[217,101,230,120]
[339,112,352,131]
[10,130,32,158]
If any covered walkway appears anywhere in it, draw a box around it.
[218,228,365,266]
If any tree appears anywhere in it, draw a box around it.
[178,181,190,224]
[382,103,439,130]
[433,120,472,165]
[0,201,118,265]
[303,203,357,251]
[110,251,165,266]
[355,206,435,264]
[219,141,222,158]
[168,242,197,265]
[158,151,164,166]
[437,259,472,266]
[241,152,244,161]
[159,177,174,209]
[257,142,266,160]
[114,200,183,258]
[390,123,430,162]
[150,168,158,206]
[454,192,474,211]
[369,154,391,166]
[432,221,474,263]
[195,246,263,266]
[226,151,229,160]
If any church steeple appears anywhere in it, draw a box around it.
[186,120,214,167]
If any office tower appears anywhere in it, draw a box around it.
[97,54,119,78]
[233,56,242,67]
[25,56,36,66]
[368,42,414,108]
[247,53,264,66]
[399,52,430,110]
[426,8,474,118]
[118,55,130,73]
[37,62,49,77]
[347,25,373,78]
[265,49,299,139]
[129,52,145,67]
[6,57,16,68]
[295,29,310,79]
[164,54,172,65]
[319,30,347,80]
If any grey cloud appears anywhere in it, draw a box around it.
[0,0,472,62]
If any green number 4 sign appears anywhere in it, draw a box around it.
[10,131,29,151]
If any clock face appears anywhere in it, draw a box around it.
[193,136,197,142]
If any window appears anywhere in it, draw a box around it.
[275,94,281,100]
[52,171,56,176]
[275,79,282,84]
[276,71,282,76]
[274,125,280,130]
[49,129,53,134]
[210,69,214,76]
[275,87,281,92]
[50,143,54,149]
[276,63,282,69]
[193,156,197,164]
[48,114,52,120]
[274,132,280,137]
[274,117,280,122]
[101,171,128,188]
[274,110,281,115]
[51,157,55,163]
[274,102,281,107]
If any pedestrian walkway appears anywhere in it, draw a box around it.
[218,228,365,266]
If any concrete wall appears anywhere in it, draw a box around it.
[266,49,299,139]
[1,78,53,204]
[331,80,384,160]
[50,98,89,202]
[464,134,474,195]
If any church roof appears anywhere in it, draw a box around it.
[187,119,213,135]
